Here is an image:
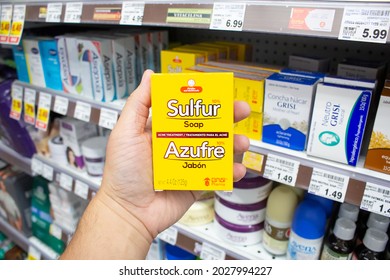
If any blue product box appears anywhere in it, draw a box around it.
[39,39,63,91]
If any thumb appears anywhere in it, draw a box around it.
[115,70,154,134]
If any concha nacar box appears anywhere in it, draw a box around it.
[151,72,234,191]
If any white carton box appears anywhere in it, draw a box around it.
[307,82,373,166]
[23,38,46,87]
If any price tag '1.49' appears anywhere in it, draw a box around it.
[210,3,246,31]
[361,182,390,218]
[339,7,390,43]
[308,168,349,203]
[263,154,299,186]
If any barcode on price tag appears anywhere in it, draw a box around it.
[59,173,73,192]
[74,180,89,200]
[120,2,145,25]
[210,2,246,31]
[53,95,69,116]
[24,88,36,125]
[157,227,178,245]
[263,154,299,186]
[46,3,63,22]
[35,92,52,131]
[64,2,83,23]
[9,84,23,120]
[360,182,390,217]
[99,107,118,129]
[339,7,390,43]
[200,242,226,260]
[74,101,91,122]
[308,168,349,203]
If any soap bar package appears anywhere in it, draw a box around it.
[151,72,234,191]
[307,81,372,166]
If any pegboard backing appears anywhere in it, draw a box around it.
[171,28,390,74]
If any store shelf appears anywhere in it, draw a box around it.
[0,217,59,260]
[246,140,390,207]
[159,222,285,260]
[5,0,389,43]
[0,140,32,175]
[13,80,124,129]
[32,153,101,200]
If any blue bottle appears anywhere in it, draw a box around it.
[287,199,327,260]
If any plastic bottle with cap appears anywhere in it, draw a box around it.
[262,185,299,255]
[353,227,389,260]
[356,212,390,243]
[287,198,327,260]
[320,217,356,260]
[338,203,359,222]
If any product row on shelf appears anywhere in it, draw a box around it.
[1,1,390,44]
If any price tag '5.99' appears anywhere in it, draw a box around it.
[263,154,299,186]
[339,7,390,43]
[210,3,246,31]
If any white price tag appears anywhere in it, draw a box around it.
[157,227,178,245]
[200,242,226,260]
[53,96,69,115]
[35,92,52,131]
[263,154,299,186]
[0,5,12,43]
[74,180,89,200]
[339,7,390,43]
[46,3,63,22]
[9,84,23,120]
[308,168,349,203]
[59,173,73,192]
[8,4,26,45]
[64,2,83,23]
[31,158,43,175]
[27,246,41,260]
[210,3,246,31]
[49,224,62,240]
[360,182,390,218]
[42,164,54,181]
[99,107,119,129]
[24,88,36,125]
[120,2,145,25]
[74,101,91,122]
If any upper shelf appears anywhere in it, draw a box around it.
[4,0,390,43]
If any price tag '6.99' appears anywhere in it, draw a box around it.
[210,3,246,31]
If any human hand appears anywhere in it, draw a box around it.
[97,69,250,240]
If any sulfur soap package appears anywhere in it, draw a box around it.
[151,72,233,191]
